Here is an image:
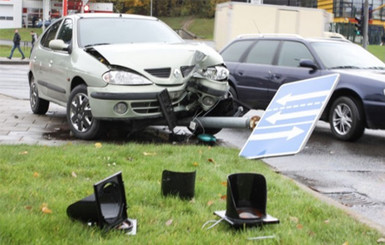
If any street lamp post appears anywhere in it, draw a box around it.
[150,0,153,16]
[363,0,369,48]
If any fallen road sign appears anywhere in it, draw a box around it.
[239,74,340,159]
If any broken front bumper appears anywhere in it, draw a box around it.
[87,78,229,119]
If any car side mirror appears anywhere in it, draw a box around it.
[49,39,70,52]
[299,59,318,71]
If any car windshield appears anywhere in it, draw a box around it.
[78,17,183,47]
[311,41,385,70]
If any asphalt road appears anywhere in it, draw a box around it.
[1,63,385,234]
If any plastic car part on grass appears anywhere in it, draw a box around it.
[214,173,279,228]
[66,171,136,234]
[161,170,196,200]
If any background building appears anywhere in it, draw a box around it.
[0,0,22,28]
[235,0,385,43]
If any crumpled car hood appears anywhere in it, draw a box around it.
[92,42,224,85]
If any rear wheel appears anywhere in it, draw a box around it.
[67,84,102,140]
[30,76,49,115]
[329,96,364,141]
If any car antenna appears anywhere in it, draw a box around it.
[252,20,261,34]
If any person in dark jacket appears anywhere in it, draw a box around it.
[7,29,25,60]
[30,31,38,55]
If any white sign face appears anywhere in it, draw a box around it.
[240,74,340,159]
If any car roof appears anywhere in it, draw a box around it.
[65,13,158,21]
[234,33,350,44]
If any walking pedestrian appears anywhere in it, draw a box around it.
[30,31,38,54]
[7,29,25,60]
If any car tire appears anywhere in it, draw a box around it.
[30,76,49,115]
[67,84,102,140]
[329,96,365,141]
[228,86,237,100]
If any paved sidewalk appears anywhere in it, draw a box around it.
[0,94,72,145]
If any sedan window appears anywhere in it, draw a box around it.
[78,18,183,47]
[245,40,279,65]
[57,18,73,44]
[221,40,254,62]
[277,41,314,67]
[40,20,62,48]
[311,41,385,69]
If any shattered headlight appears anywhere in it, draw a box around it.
[102,71,153,85]
[196,66,229,81]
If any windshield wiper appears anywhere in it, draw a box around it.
[84,43,111,48]
[329,65,360,69]
[363,66,385,70]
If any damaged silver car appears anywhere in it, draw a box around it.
[29,13,230,139]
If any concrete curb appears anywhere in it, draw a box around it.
[0,57,30,65]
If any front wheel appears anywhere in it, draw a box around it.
[328,96,364,141]
[67,84,102,140]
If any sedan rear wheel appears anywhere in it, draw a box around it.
[329,96,364,141]
[67,85,102,140]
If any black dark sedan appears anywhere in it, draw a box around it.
[221,34,385,141]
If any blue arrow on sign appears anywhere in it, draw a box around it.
[239,74,340,159]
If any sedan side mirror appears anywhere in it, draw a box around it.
[299,59,318,71]
[49,39,70,52]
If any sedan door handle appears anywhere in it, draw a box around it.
[49,60,53,67]
[237,71,244,76]
[271,73,281,80]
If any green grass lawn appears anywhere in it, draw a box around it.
[160,16,193,30]
[0,143,382,244]
[189,18,215,40]
[367,45,385,61]
[0,28,42,41]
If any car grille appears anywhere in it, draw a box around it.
[131,97,180,114]
[145,68,171,78]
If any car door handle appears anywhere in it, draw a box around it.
[271,73,281,80]
[49,60,53,67]
[237,71,244,76]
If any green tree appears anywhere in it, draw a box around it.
[89,0,227,17]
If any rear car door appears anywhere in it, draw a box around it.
[231,40,280,109]
[31,20,62,99]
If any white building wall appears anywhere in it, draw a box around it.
[0,0,22,29]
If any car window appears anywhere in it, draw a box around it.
[221,40,254,62]
[311,41,385,69]
[78,18,183,47]
[40,19,62,48]
[245,40,279,65]
[277,41,314,67]
[57,18,73,44]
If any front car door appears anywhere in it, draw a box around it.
[268,40,324,102]
[48,18,73,103]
